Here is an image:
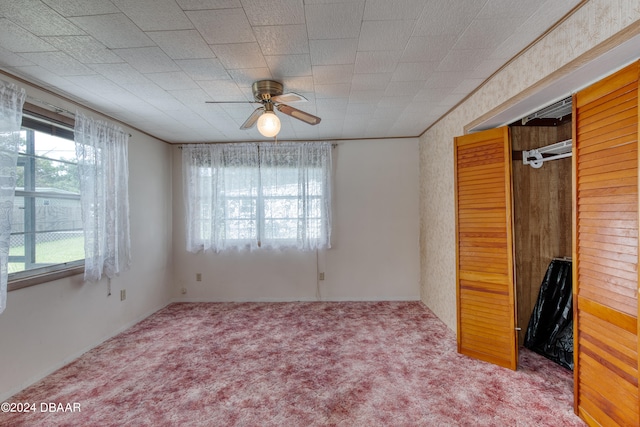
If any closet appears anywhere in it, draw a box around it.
[454,61,639,426]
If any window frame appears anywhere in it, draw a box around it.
[8,104,84,291]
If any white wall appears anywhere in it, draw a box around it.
[173,138,420,302]
[0,78,174,401]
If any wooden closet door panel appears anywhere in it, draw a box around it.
[455,127,517,370]
[574,61,639,426]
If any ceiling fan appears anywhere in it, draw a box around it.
[206,80,321,137]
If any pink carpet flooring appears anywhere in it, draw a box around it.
[2,302,584,426]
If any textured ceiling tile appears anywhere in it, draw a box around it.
[363,0,427,21]
[0,0,585,142]
[476,0,542,20]
[357,20,414,51]
[354,51,401,74]
[314,83,350,98]
[253,24,309,55]
[111,0,193,31]
[43,36,123,63]
[176,0,241,10]
[168,87,212,105]
[197,80,245,102]
[316,97,348,109]
[148,30,215,60]
[122,83,186,110]
[453,17,521,50]
[350,72,391,91]
[186,9,255,44]
[0,0,83,36]
[145,71,200,90]
[0,18,55,52]
[113,47,180,73]
[42,0,120,17]
[309,38,357,66]
[281,75,314,93]
[227,67,273,87]
[401,35,458,63]
[265,54,312,77]
[0,47,34,67]
[241,0,305,26]
[176,58,231,81]
[413,0,485,37]
[436,48,492,72]
[70,14,154,49]
[305,1,365,40]
[312,64,353,85]
[19,51,95,75]
[211,43,267,69]
[415,86,456,101]
[346,103,376,115]
[13,65,72,87]
[379,95,415,108]
[391,61,438,82]
[424,71,472,89]
[89,63,151,85]
[384,81,422,97]
[64,74,135,100]
[348,89,384,103]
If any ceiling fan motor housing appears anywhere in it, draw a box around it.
[253,80,283,102]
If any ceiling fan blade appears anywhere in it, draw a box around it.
[271,92,307,103]
[276,104,321,125]
[240,107,264,130]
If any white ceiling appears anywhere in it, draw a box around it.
[0,0,583,144]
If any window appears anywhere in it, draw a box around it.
[9,114,84,284]
[183,142,332,252]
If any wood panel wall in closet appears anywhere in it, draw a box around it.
[511,124,572,345]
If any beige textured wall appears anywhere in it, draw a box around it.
[419,0,640,331]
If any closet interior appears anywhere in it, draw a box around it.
[509,101,573,366]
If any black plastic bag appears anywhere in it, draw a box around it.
[524,259,573,370]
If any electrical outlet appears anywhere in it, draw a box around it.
[181,287,187,295]
[319,272,325,281]
[196,273,202,282]
[120,289,126,301]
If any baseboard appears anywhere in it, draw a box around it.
[170,296,421,303]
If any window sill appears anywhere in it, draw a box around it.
[8,262,84,291]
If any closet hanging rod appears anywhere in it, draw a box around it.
[522,139,572,169]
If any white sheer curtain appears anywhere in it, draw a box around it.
[259,142,332,250]
[0,80,25,314]
[74,112,131,282]
[183,143,260,252]
[182,141,332,253]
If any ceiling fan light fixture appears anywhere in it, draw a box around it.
[257,110,281,137]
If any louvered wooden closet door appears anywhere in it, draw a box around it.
[454,127,517,370]
[574,61,639,426]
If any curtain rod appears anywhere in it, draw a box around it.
[26,95,75,117]
[25,95,132,137]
